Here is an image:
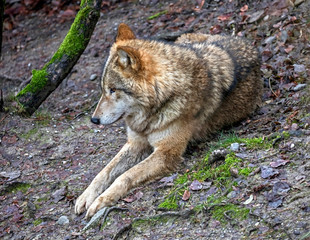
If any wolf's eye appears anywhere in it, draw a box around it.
[110,88,116,94]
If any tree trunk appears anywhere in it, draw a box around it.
[15,0,103,115]
[0,0,4,57]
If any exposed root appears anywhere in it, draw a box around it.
[83,206,128,231]
[113,209,195,240]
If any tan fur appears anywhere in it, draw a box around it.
[75,23,263,218]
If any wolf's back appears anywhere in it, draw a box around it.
[185,34,262,139]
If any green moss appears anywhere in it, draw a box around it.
[282,131,290,139]
[159,152,253,210]
[132,215,170,229]
[50,6,92,64]
[37,196,49,203]
[33,219,43,226]
[215,133,271,150]
[17,69,48,96]
[158,195,178,210]
[20,128,38,139]
[80,0,86,7]
[211,204,249,223]
[190,152,244,183]
[239,167,252,176]
[203,195,249,224]
[240,137,271,149]
[4,182,31,194]
[34,110,52,125]
[17,3,97,99]
[148,10,168,20]
[158,135,269,211]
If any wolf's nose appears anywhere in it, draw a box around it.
[91,117,100,125]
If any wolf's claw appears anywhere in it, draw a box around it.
[75,188,98,215]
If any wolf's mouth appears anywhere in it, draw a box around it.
[105,112,125,125]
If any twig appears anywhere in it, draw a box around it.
[0,89,3,112]
[256,151,279,161]
[112,209,194,240]
[268,77,279,98]
[0,113,8,124]
[287,191,310,203]
[18,76,32,91]
[112,223,132,240]
[223,210,234,220]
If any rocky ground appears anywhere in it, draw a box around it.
[0,0,309,239]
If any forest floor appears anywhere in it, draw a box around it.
[0,0,310,239]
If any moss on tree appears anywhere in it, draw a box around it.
[17,69,48,96]
[15,0,102,115]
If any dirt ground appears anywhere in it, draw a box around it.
[0,0,310,239]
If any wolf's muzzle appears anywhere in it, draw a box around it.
[91,117,100,125]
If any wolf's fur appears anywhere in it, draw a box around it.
[75,23,263,218]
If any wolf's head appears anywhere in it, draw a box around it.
[91,23,159,126]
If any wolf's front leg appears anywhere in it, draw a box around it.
[75,133,151,215]
[85,124,192,218]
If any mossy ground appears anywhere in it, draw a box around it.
[32,218,43,226]
[158,134,271,223]
[1,182,32,195]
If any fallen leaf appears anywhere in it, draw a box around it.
[123,191,143,203]
[52,186,67,203]
[159,173,178,184]
[0,171,21,181]
[270,159,289,168]
[217,14,232,22]
[267,192,283,208]
[262,49,273,62]
[206,186,218,197]
[284,45,294,53]
[261,166,279,179]
[210,25,222,34]
[190,180,202,191]
[272,181,290,194]
[240,5,248,12]
[202,181,212,189]
[194,0,205,11]
[230,167,239,178]
[248,10,264,23]
[243,194,254,205]
[12,212,23,223]
[2,135,18,144]
[182,190,191,201]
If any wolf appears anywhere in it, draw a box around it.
[75,23,262,218]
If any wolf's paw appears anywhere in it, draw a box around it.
[75,188,98,215]
[85,195,112,219]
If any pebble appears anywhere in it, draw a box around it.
[264,36,276,45]
[293,64,306,73]
[227,191,237,199]
[230,143,240,152]
[90,74,97,81]
[293,83,306,92]
[57,216,69,225]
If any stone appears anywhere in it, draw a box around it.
[230,143,240,151]
[57,216,69,225]
[90,74,97,81]
[293,84,306,92]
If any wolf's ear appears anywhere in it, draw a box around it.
[116,23,136,42]
[117,46,141,71]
